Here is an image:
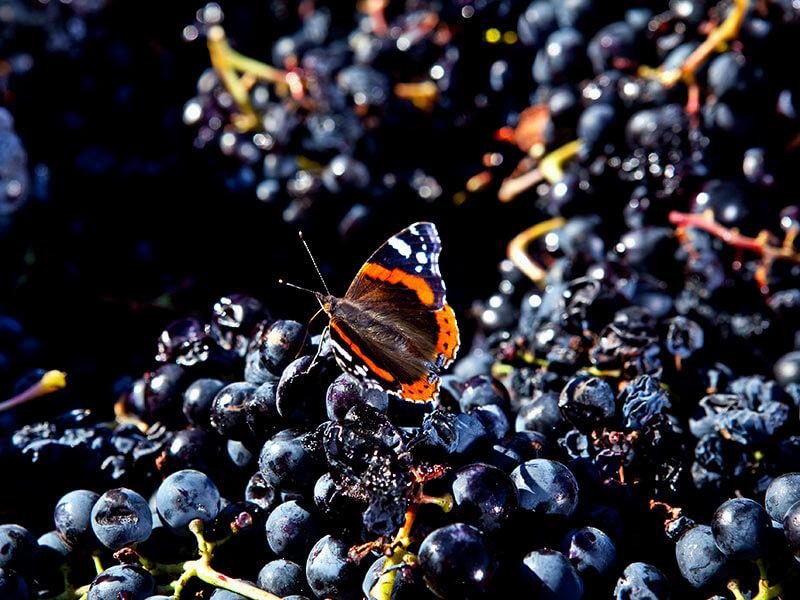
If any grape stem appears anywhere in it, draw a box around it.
[0,370,66,413]
[168,519,281,600]
[640,0,750,87]
[370,506,418,600]
[206,25,291,132]
[507,217,567,285]
[670,209,800,292]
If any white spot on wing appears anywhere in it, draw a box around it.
[409,224,420,236]
[331,339,352,362]
[415,265,423,273]
[416,251,428,264]
[388,236,412,258]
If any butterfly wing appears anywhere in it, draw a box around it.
[328,222,460,402]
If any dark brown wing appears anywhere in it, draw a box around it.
[328,222,460,402]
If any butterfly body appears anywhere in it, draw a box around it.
[317,222,460,402]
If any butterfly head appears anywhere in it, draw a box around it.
[315,293,338,315]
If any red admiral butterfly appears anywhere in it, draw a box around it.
[286,222,460,402]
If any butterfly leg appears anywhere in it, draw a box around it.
[307,323,330,372]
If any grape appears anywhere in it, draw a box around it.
[418,523,496,597]
[766,473,800,523]
[257,559,308,597]
[451,463,518,533]
[87,564,154,600]
[511,459,579,516]
[0,524,37,573]
[210,382,257,440]
[711,498,771,560]
[563,526,617,577]
[91,488,153,550]
[265,500,319,560]
[258,429,319,490]
[559,375,616,432]
[156,469,221,530]
[54,489,100,548]
[614,562,670,600]
[182,378,225,426]
[519,549,583,600]
[675,525,728,588]
[305,535,361,600]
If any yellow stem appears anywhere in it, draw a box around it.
[0,370,66,412]
[540,139,581,184]
[639,0,750,87]
[507,217,567,286]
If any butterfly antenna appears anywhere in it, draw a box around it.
[298,231,331,295]
[277,279,319,296]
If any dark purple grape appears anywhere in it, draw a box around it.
[675,525,728,588]
[563,526,617,577]
[451,463,518,533]
[276,356,322,423]
[512,459,579,516]
[245,381,279,436]
[258,428,319,490]
[156,469,221,530]
[516,392,564,440]
[182,378,225,426]
[558,375,616,432]
[418,523,496,598]
[87,564,154,600]
[155,318,213,366]
[54,489,100,548]
[265,500,319,560]
[519,549,583,600]
[614,562,670,600]
[711,498,770,559]
[142,364,185,422]
[459,375,510,413]
[0,524,37,573]
[305,535,361,600]
[765,473,800,523]
[91,488,152,550]
[325,373,386,421]
[210,382,257,441]
[210,294,269,356]
[248,320,307,378]
[163,427,219,473]
[257,559,308,597]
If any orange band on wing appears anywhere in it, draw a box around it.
[436,303,460,365]
[361,262,435,306]
[330,321,396,383]
[401,376,441,402]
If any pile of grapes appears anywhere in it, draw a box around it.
[6,0,800,599]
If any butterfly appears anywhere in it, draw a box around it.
[286,222,460,402]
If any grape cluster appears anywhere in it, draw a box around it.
[181,0,528,227]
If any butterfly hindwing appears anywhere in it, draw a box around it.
[325,222,460,402]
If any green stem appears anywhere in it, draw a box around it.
[192,558,280,600]
[91,553,104,575]
[727,579,747,600]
